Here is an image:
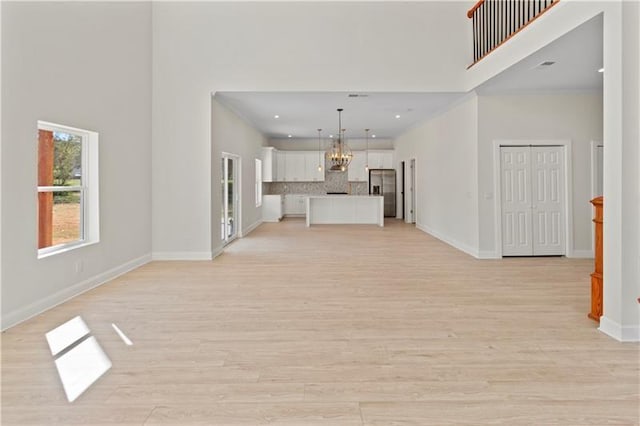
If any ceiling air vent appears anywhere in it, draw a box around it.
[534,61,556,69]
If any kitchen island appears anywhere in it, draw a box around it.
[306,195,384,227]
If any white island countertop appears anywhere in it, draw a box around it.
[306,195,384,227]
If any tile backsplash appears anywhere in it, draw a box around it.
[265,169,367,195]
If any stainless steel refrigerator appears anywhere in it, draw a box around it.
[369,169,396,217]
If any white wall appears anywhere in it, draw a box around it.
[151,1,472,258]
[2,0,637,339]
[617,0,640,337]
[394,95,480,257]
[465,0,638,340]
[210,98,267,258]
[1,3,152,328]
[477,92,603,257]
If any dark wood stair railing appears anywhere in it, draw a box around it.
[467,0,560,67]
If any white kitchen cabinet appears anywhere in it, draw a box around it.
[348,151,368,182]
[283,194,307,216]
[277,151,325,182]
[262,194,283,222]
[381,151,394,169]
[368,151,394,169]
[261,147,277,182]
[275,150,287,182]
[284,152,305,182]
[304,152,325,181]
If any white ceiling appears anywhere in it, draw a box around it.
[214,14,602,141]
[215,92,467,140]
[476,14,603,94]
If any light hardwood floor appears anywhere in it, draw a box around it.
[2,219,638,425]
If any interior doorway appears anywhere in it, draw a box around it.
[498,144,569,256]
[221,153,240,245]
[400,161,405,220]
[408,158,416,224]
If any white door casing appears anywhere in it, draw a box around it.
[500,145,566,256]
[501,147,533,256]
[410,158,416,224]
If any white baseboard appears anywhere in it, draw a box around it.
[212,247,223,259]
[568,249,594,259]
[416,223,480,259]
[478,250,500,259]
[151,251,214,261]
[599,316,640,342]
[1,254,151,331]
[240,220,261,238]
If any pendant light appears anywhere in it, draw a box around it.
[317,128,323,172]
[365,128,370,172]
[326,108,353,171]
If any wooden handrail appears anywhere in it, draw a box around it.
[467,0,485,19]
[466,0,560,66]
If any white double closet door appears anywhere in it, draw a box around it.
[501,146,565,256]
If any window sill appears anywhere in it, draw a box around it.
[38,240,99,260]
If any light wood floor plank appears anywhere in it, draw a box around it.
[2,219,638,425]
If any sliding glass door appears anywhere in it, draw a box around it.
[221,154,239,244]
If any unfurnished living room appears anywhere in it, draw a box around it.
[1,1,639,425]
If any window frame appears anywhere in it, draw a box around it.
[37,121,100,259]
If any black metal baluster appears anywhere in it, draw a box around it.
[484,0,491,53]
[483,3,487,57]
[494,0,497,50]
[492,0,496,50]
[473,13,478,62]
[481,4,484,58]
[499,0,503,45]
[511,0,515,34]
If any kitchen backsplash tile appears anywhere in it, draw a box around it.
[265,169,367,196]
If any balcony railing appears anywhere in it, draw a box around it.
[468,0,560,66]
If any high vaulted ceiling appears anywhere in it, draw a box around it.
[214,14,602,142]
[215,92,467,140]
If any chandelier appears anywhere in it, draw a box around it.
[326,108,353,171]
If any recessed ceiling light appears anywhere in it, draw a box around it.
[372,135,376,138]
[329,134,334,138]
[287,134,292,138]
[274,115,280,119]
[395,115,401,119]
[598,68,604,73]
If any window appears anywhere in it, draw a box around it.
[255,158,262,207]
[37,121,99,258]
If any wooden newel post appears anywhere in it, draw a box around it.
[38,129,54,249]
[588,196,603,322]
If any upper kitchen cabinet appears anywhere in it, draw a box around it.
[284,151,305,181]
[367,150,394,169]
[276,150,287,182]
[348,151,367,182]
[348,150,394,182]
[279,151,325,182]
[304,152,325,182]
[261,147,278,182]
